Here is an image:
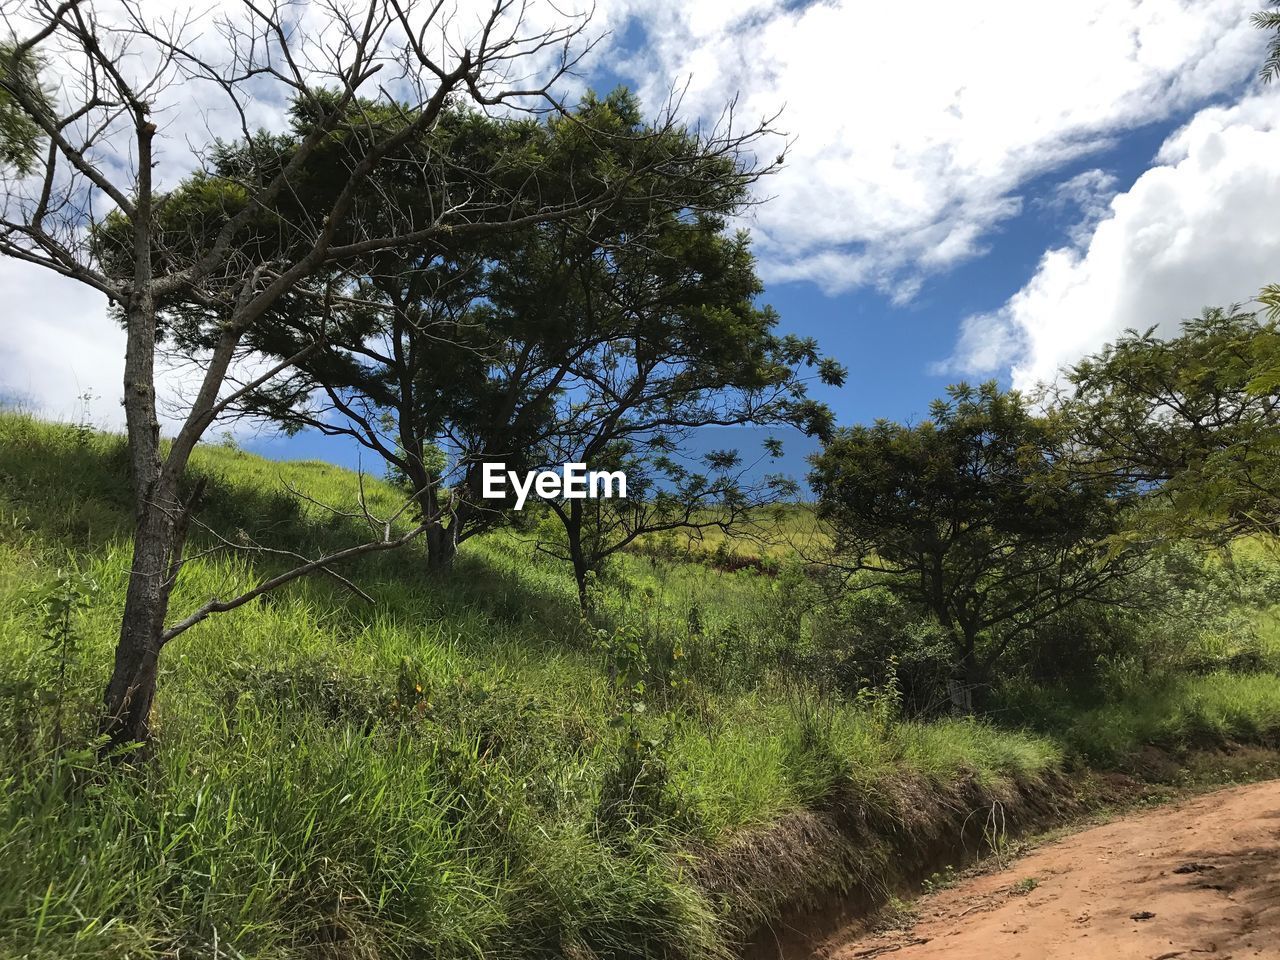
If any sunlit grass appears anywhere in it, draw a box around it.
[0,411,1276,959]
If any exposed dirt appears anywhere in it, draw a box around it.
[798,779,1280,960]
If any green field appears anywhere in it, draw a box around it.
[3,412,1280,960]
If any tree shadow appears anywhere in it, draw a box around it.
[0,413,587,653]
[1137,841,1280,954]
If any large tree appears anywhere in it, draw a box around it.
[532,441,803,609]
[810,382,1138,712]
[204,88,778,570]
[0,0,721,750]
[524,208,842,604]
[217,88,793,574]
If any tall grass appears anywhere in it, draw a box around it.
[0,412,1274,959]
[1045,673,1280,764]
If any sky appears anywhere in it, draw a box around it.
[2,0,1280,484]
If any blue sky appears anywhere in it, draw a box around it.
[242,105,1249,488]
[773,118,1205,427]
[3,0,1280,490]
[247,2,1280,483]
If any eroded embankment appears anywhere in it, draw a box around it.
[818,777,1280,959]
[697,746,1280,959]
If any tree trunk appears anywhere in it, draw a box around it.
[101,118,171,754]
[101,476,181,751]
[100,117,203,751]
[424,522,457,571]
[411,468,461,573]
[567,501,591,612]
[947,642,982,716]
[572,553,590,612]
[946,669,973,716]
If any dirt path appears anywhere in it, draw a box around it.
[813,779,1280,960]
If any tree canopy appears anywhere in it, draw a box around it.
[176,89,836,580]
[0,45,48,175]
[810,382,1138,711]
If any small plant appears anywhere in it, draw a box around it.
[983,799,1009,867]
[71,390,96,447]
[20,562,100,751]
[875,895,919,931]
[598,621,649,731]
[922,865,957,894]
[594,621,681,837]
[1010,876,1039,896]
[855,654,903,727]
[389,656,434,725]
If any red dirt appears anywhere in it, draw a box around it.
[809,779,1280,960]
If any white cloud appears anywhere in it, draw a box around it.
[1039,168,1121,247]
[0,0,608,431]
[0,259,217,431]
[1,0,1274,428]
[931,311,1022,377]
[606,0,1267,294]
[945,85,1280,389]
[0,259,122,425]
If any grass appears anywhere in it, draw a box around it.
[633,502,830,565]
[996,666,1280,767]
[0,411,1277,959]
[1054,673,1280,764]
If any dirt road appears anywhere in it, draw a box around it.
[817,779,1280,960]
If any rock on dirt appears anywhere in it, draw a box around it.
[793,779,1280,960]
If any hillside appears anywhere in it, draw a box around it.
[3,412,1280,960]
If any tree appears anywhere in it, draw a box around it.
[810,382,1137,713]
[219,88,790,574]
[524,212,842,604]
[533,441,794,609]
[0,44,48,174]
[1254,3,1280,315]
[0,0,653,751]
[1066,307,1280,545]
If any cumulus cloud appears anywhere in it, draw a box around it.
[931,311,1022,378]
[0,0,607,430]
[607,0,1267,294]
[0,0,1273,426]
[945,86,1280,390]
[0,259,120,424]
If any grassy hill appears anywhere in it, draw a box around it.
[2,411,1280,959]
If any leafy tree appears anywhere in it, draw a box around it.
[0,45,47,174]
[1066,307,1280,544]
[810,382,1137,712]
[0,1,723,751]
[123,99,570,570]
[220,89,801,576]
[532,441,791,609]
[1254,1,1280,83]
[1254,3,1280,314]
[525,210,842,603]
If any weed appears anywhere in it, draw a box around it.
[922,865,958,894]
